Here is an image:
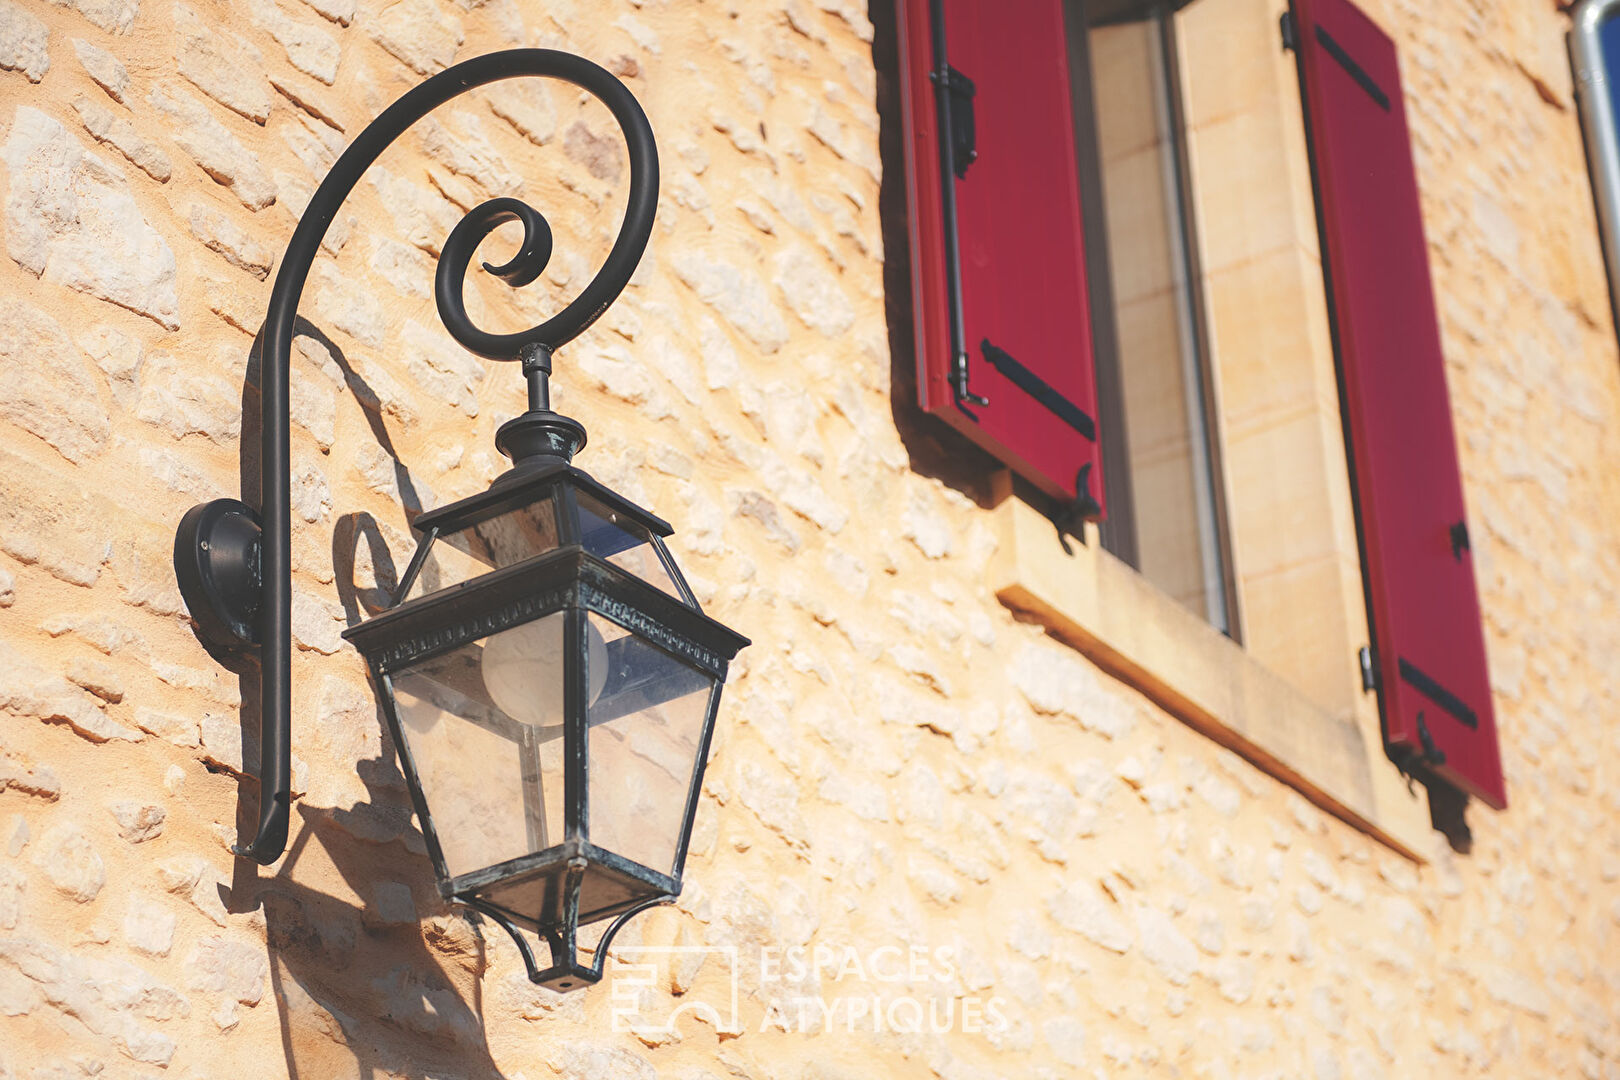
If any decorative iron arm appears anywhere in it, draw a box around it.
[173,50,658,865]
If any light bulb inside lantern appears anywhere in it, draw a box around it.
[481,614,609,729]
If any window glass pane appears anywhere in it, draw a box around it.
[1605,15,1620,131]
[406,493,561,601]
[391,614,569,878]
[585,612,712,875]
[576,492,684,601]
[1086,5,1233,633]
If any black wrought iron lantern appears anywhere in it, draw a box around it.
[344,432,746,990]
[172,50,747,992]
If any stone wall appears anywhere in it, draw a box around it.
[0,0,1617,1077]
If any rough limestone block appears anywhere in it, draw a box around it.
[65,657,123,703]
[186,937,268,1006]
[0,643,138,742]
[366,0,462,75]
[0,939,182,1064]
[0,108,179,328]
[135,349,243,443]
[174,1,272,123]
[187,202,274,279]
[32,824,105,903]
[46,0,139,34]
[72,36,128,100]
[0,751,62,800]
[72,94,174,182]
[107,802,166,843]
[773,246,855,338]
[76,323,144,405]
[251,0,340,85]
[148,85,277,210]
[122,894,177,956]
[0,1,49,82]
[0,297,110,464]
[300,0,352,24]
[488,79,556,146]
[670,251,791,354]
[417,113,523,196]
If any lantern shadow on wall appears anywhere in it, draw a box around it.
[252,789,507,1079]
[223,354,504,1080]
[174,50,749,993]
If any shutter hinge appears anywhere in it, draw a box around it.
[981,339,1096,441]
[1358,645,1378,693]
[930,65,978,179]
[1449,520,1470,561]
[1279,10,1299,52]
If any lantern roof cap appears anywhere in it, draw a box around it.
[411,460,675,540]
[341,545,749,677]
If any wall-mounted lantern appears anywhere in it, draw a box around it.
[172,51,749,991]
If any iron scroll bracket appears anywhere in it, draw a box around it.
[171,50,659,866]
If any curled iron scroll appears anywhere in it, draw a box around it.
[239,50,659,864]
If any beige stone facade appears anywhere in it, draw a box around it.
[0,0,1617,1077]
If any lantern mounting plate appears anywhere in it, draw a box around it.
[174,498,263,652]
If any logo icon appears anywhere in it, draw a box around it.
[608,945,740,1035]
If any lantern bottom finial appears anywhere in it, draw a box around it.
[465,895,671,992]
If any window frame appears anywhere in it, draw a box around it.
[1570,0,1620,327]
[890,0,1500,855]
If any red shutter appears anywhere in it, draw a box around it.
[1292,0,1505,809]
[898,0,1105,509]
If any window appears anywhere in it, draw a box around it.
[895,0,1506,837]
[1080,1,1237,636]
[1571,0,1620,326]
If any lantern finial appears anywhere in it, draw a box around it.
[492,343,589,481]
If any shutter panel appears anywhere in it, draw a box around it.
[898,0,1106,509]
[1292,0,1505,809]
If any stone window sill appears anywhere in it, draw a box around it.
[987,490,1432,859]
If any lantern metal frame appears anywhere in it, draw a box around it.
[172,49,748,991]
[343,463,746,989]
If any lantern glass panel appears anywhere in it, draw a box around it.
[576,491,684,601]
[391,611,579,878]
[405,490,562,601]
[586,611,714,875]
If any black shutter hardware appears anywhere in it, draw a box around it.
[931,66,978,179]
[928,1,988,416]
[980,339,1097,441]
